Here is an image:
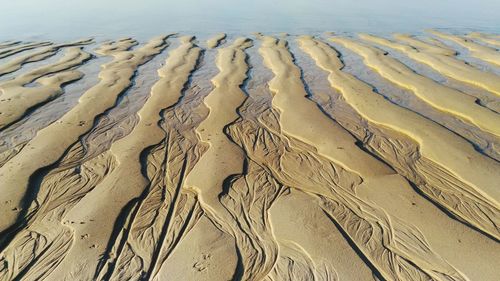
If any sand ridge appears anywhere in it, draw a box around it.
[185,37,252,207]
[0,41,53,59]
[466,32,500,47]
[45,35,201,280]
[206,33,227,49]
[95,38,140,56]
[241,35,469,281]
[297,36,500,241]
[0,41,21,50]
[429,30,500,66]
[184,37,290,281]
[0,35,170,234]
[0,39,93,77]
[0,42,94,129]
[393,34,457,56]
[359,33,500,98]
[0,32,498,281]
[258,35,394,178]
[339,35,500,137]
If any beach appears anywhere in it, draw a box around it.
[0,29,499,280]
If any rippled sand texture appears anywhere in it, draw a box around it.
[0,31,499,281]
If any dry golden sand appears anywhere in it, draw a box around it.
[0,31,499,281]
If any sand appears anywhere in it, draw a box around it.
[0,39,93,76]
[305,36,499,238]
[0,42,53,59]
[0,32,499,281]
[0,41,94,129]
[429,30,500,66]
[359,33,500,97]
[0,36,170,232]
[337,35,500,136]
[206,33,227,49]
[467,32,500,48]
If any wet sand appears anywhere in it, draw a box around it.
[0,31,499,281]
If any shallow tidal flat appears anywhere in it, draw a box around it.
[0,31,499,281]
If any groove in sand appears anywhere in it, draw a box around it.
[0,36,170,233]
[0,38,93,77]
[184,37,252,221]
[206,33,227,49]
[46,35,201,280]
[0,31,498,281]
[258,35,468,281]
[299,36,500,240]
[429,30,500,66]
[258,35,393,178]
[0,41,52,59]
[184,38,290,281]
[466,32,500,48]
[0,44,93,130]
[359,33,500,97]
[0,41,21,49]
[95,38,139,56]
[338,35,500,137]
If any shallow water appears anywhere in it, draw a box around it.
[1,0,499,41]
